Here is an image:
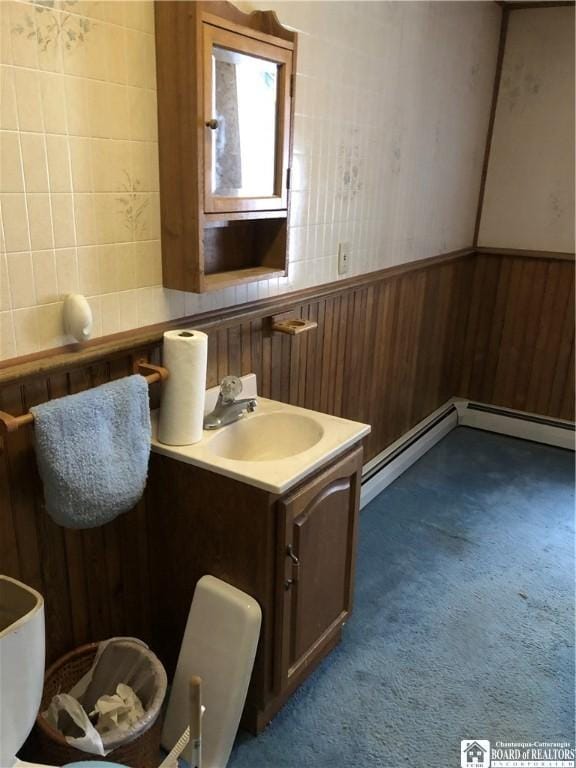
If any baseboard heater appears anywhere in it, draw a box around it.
[360,402,458,509]
[461,401,574,430]
[455,400,575,451]
[360,399,574,509]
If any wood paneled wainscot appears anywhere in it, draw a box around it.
[147,445,363,733]
[0,246,573,748]
[459,249,575,421]
[0,249,472,681]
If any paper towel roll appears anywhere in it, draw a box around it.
[158,330,208,445]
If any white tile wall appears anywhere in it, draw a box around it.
[0,0,501,361]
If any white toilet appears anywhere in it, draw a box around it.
[0,576,127,768]
[0,574,50,768]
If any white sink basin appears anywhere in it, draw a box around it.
[207,412,324,461]
[151,374,370,494]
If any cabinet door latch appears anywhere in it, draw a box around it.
[287,544,300,565]
[285,544,300,590]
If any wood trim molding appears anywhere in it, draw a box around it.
[0,248,474,385]
[473,5,509,247]
[0,245,571,386]
[0,246,571,386]
[497,2,575,9]
[199,2,297,46]
[476,247,576,261]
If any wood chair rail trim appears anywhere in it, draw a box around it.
[0,246,571,387]
[475,247,575,261]
[0,247,474,385]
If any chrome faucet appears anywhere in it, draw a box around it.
[203,375,257,430]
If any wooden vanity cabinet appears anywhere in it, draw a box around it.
[154,1,297,293]
[146,444,363,733]
[275,449,361,698]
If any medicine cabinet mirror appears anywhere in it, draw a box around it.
[155,1,297,293]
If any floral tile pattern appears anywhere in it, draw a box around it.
[1,0,161,357]
[0,0,501,360]
[12,0,92,53]
[116,171,150,240]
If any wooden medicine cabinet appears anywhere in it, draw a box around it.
[155,1,297,293]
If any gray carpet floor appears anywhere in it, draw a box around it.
[225,428,575,768]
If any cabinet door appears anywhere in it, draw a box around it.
[276,446,363,690]
[203,23,293,214]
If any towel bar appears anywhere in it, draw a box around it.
[0,360,168,436]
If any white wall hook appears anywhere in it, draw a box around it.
[63,293,93,342]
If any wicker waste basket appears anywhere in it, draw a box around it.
[36,640,167,768]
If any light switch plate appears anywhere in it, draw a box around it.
[338,242,350,275]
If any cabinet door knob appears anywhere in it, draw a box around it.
[286,544,300,565]
[205,118,219,130]
[284,578,295,590]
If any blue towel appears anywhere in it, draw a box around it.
[31,375,151,529]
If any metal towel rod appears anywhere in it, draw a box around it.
[0,360,169,436]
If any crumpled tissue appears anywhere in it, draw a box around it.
[90,683,145,734]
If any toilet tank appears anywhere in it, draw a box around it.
[0,576,45,768]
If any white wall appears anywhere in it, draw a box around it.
[0,1,501,360]
[241,0,500,278]
[478,6,575,252]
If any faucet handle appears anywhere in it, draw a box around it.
[220,375,243,402]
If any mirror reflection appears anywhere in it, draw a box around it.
[211,46,278,198]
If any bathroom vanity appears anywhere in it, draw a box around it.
[147,392,369,732]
